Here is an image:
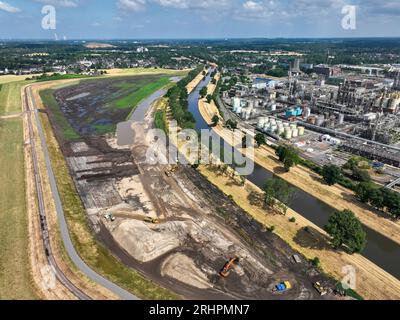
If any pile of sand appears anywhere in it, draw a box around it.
[161,253,212,289]
[112,220,181,262]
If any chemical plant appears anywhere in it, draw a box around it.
[222,63,400,168]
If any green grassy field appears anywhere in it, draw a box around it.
[0,81,31,116]
[39,112,180,300]
[39,89,81,141]
[0,118,38,299]
[115,77,171,110]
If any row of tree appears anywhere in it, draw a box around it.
[166,65,204,129]
[355,182,400,218]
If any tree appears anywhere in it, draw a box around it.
[211,114,219,127]
[254,133,266,147]
[200,86,208,98]
[322,164,342,186]
[206,94,213,103]
[352,168,371,183]
[324,209,367,254]
[276,145,299,172]
[225,119,237,130]
[263,177,293,214]
[355,182,374,203]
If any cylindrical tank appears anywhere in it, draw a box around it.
[292,128,299,138]
[298,126,305,136]
[316,115,325,126]
[290,123,297,130]
[257,117,265,128]
[270,125,278,133]
[232,97,241,112]
[284,128,292,140]
[277,126,285,135]
[283,122,290,127]
[304,107,311,118]
[245,109,251,120]
[263,122,271,130]
[270,104,277,111]
[241,108,247,118]
[338,114,344,125]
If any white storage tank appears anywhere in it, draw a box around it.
[283,122,290,127]
[257,117,266,128]
[316,115,325,126]
[270,104,277,111]
[284,128,292,140]
[241,108,247,119]
[298,126,305,136]
[270,125,278,133]
[245,109,252,120]
[277,126,285,135]
[290,123,297,130]
[292,128,299,138]
[232,97,241,113]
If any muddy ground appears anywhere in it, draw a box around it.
[54,75,171,135]
[44,79,341,300]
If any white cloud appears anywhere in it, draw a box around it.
[154,0,230,10]
[117,0,146,12]
[0,1,20,13]
[33,0,79,7]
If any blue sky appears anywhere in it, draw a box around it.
[0,0,399,39]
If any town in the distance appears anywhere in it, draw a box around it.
[1,17,400,304]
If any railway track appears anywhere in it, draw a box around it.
[24,87,91,300]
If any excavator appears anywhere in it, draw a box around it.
[165,165,178,177]
[219,257,239,278]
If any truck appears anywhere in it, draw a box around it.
[273,281,292,292]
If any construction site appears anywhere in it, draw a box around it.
[42,76,341,300]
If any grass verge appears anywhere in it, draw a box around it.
[0,118,38,299]
[39,89,80,141]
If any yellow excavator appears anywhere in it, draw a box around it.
[165,165,178,177]
[144,217,159,224]
[219,257,239,278]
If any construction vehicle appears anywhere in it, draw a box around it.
[104,213,115,222]
[144,217,159,224]
[313,282,328,296]
[219,257,239,278]
[165,165,178,177]
[273,281,292,292]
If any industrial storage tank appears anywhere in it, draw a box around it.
[298,126,305,136]
[277,126,285,135]
[316,115,325,126]
[292,128,299,138]
[241,108,247,119]
[232,97,241,113]
[270,104,277,111]
[338,114,345,125]
[284,128,292,140]
[270,125,278,133]
[257,117,266,128]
